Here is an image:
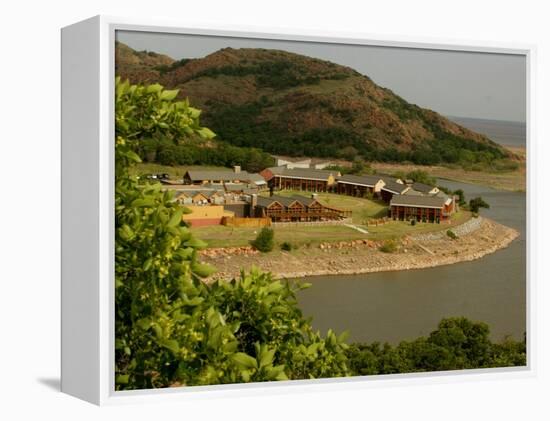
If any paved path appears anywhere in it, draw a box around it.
[344,224,369,234]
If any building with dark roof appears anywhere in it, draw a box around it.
[390,194,455,222]
[259,166,340,192]
[174,189,225,205]
[184,168,249,185]
[380,180,410,202]
[183,166,268,191]
[411,182,439,195]
[252,194,350,222]
[335,174,385,197]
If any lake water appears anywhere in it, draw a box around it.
[297,118,527,344]
[447,116,526,147]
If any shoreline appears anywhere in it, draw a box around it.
[370,151,526,193]
[201,217,519,281]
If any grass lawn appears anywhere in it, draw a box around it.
[191,211,471,248]
[190,224,370,248]
[366,211,471,241]
[261,190,388,223]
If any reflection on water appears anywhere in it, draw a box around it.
[297,180,526,344]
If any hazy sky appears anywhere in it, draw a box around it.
[117,30,526,123]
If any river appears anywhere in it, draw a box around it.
[297,179,526,344]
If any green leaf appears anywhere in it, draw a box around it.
[167,208,184,228]
[267,365,288,381]
[183,296,204,306]
[146,83,163,94]
[259,348,275,368]
[231,352,258,370]
[271,305,288,314]
[126,150,142,163]
[176,247,194,260]
[240,369,251,382]
[115,374,129,384]
[275,371,289,381]
[160,89,179,100]
[337,331,350,344]
[118,224,134,241]
[266,281,284,293]
[192,263,217,278]
[158,339,180,354]
[197,127,216,139]
[131,198,155,207]
[183,237,208,249]
[142,258,152,271]
[136,318,152,330]
[188,107,201,119]
[223,340,238,353]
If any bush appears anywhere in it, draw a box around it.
[406,170,437,186]
[379,240,398,253]
[346,317,526,376]
[251,227,275,252]
[447,230,458,240]
[469,197,490,214]
[410,219,416,226]
[280,241,293,251]
[453,189,466,206]
[114,78,350,390]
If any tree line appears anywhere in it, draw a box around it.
[137,137,274,173]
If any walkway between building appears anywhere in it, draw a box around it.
[344,224,369,234]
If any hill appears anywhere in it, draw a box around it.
[115,42,515,167]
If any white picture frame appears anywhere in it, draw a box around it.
[61,15,535,406]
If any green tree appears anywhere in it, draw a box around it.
[251,227,275,252]
[469,197,490,213]
[454,189,466,206]
[406,170,437,186]
[345,317,524,375]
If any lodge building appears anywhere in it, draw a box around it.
[174,189,225,205]
[335,174,385,197]
[259,167,340,192]
[183,166,267,190]
[252,194,351,222]
[389,194,455,223]
[380,179,410,203]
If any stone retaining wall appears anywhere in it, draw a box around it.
[411,216,483,241]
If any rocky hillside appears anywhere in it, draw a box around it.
[115,42,512,165]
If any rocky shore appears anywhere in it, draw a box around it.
[200,217,519,281]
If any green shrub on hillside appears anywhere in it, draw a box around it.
[447,230,458,240]
[280,241,293,251]
[252,227,275,252]
[379,240,398,253]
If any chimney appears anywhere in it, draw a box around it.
[234,165,241,173]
